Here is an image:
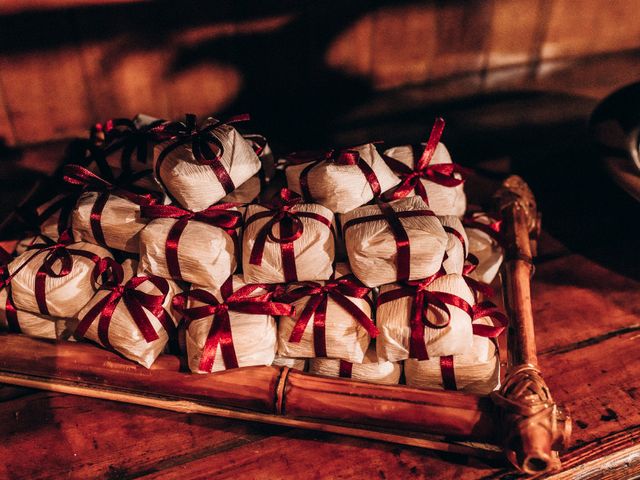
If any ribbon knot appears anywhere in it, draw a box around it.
[101,117,165,172]
[153,113,250,205]
[247,188,333,282]
[173,279,293,371]
[278,275,378,357]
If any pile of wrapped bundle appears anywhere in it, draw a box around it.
[1,114,506,396]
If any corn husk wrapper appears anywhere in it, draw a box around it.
[440,215,468,275]
[154,121,261,211]
[466,213,504,284]
[220,174,260,204]
[383,143,466,216]
[342,196,448,287]
[285,144,400,213]
[185,275,278,373]
[243,133,276,183]
[71,191,148,253]
[76,259,179,368]
[404,319,500,395]
[243,202,335,284]
[15,234,51,255]
[138,208,240,288]
[272,356,307,371]
[7,241,113,318]
[309,345,402,386]
[277,263,373,362]
[376,273,475,362]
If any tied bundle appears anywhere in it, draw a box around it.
[6,234,112,318]
[174,276,294,373]
[64,165,157,253]
[342,196,448,287]
[276,265,379,362]
[243,188,335,284]
[76,259,178,368]
[139,203,243,288]
[243,133,276,183]
[383,118,469,216]
[153,114,261,211]
[463,212,505,284]
[376,272,477,362]
[405,304,507,395]
[309,345,402,386]
[440,215,468,275]
[284,143,400,213]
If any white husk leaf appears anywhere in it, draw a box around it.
[243,202,335,284]
[308,345,402,385]
[466,213,504,284]
[15,234,51,255]
[138,212,239,288]
[8,241,113,318]
[342,196,448,287]
[285,143,400,213]
[277,263,372,362]
[439,215,468,275]
[71,191,148,253]
[404,319,500,395]
[154,122,260,211]
[77,259,179,368]
[272,356,307,371]
[383,143,466,216]
[376,273,475,362]
[186,275,277,373]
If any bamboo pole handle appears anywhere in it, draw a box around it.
[491,176,571,474]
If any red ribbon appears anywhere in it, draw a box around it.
[339,360,353,378]
[277,275,378,357]
[285,148,382,202]
[0,249,19,333]
[377,271,474,360]
[75,260,175,349]
[172,278,294,371]
[246,189,334,283]
[102,117,166,173]
[383,118,470,204]
[462,212,505,249]
[342,203,436,282]
[63,164,156,248]
[140,203,243,281]
[153,114,250,206]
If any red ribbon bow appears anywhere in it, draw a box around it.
[383,118,470,204]
[63,164,156,247]
[277,275,378,357]
[462,212,505,249]
[172,278,293,371]
[101,117,166,172]
[377,271,474,360]
[285,147,382,202]
[75,260,175,350]
[153,114,250,205]
[247,188,334,282]
[342,202,436,282]
[140,203,243,281]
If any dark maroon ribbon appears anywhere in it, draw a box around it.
[63,164,156,247]
[383,118,470,204]
[342,204,436,282]
[101,117,166,173]
[377,271,473,360]
[285,148,382,202]
[246,188,334,283]
[172,278,294,371]
[153,114,250,206]
[75,260,174,349]
[277,275,378,358]
[0,249,19,333]
[140,203,243,281]
[339,360,353,378]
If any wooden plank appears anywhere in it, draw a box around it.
[0,11,92,144]
[532,254,640,354]
[0,391,275,480]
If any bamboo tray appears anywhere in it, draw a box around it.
[0,175,571,476]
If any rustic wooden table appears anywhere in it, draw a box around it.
[0,86,639,479]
